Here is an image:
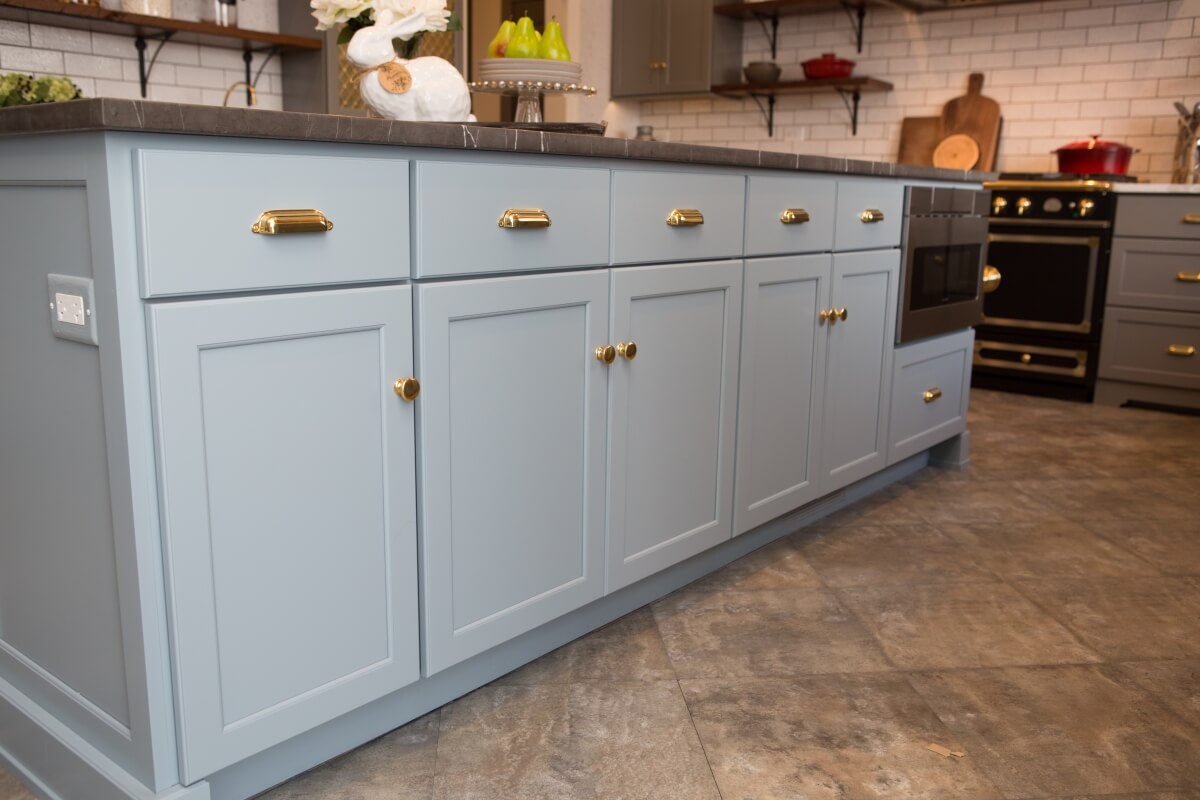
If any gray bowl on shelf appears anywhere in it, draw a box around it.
[743,61,782,85]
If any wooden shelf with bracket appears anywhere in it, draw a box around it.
[712,76,892,136]
[713,0,882,56]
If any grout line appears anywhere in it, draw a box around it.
[674,679,726,800]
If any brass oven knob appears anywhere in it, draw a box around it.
[1016,197,1032,216]
[982,265,1002,294]
[595,345,616,364]
[992,196,1008,215]
[1020,353,1032,364]
[1078,198,1095,218]
[393,377,421,402]
[617,341,638,361]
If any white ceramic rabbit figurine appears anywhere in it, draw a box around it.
[346,10,474,123]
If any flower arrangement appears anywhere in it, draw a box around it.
[0,73,83,107]
[311,0,461,59]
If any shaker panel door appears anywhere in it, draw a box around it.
[417,271,610,675]
[821,250,899,492]
[734,254,831,534]
[149,286,419,781]
[611,0,666,97]
[607,260,742,591]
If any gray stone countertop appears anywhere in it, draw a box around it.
[0,98,994,183]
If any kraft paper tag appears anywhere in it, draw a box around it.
[378,62,412,95]
[926,743,966,758]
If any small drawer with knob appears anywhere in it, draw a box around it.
[1107,238,1200,313]
[744,175,836,256]
[1098,307,1200,391]
[134,146,411,297]
[833,179,903,252]
[611,170,745,264]
[888,328,973,464]
[414,161,610,278]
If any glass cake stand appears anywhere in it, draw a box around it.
[468,80,597,124]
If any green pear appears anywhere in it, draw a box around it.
[538,19,571,61]
[486,20,515,58]
[505,15,540,58]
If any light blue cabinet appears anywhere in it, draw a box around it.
[606,260,744,590]
[148,286,420,781]
[821,250,900,492]
[415,272,611,675]
[733,254,831,534]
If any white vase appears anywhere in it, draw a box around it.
[358,56,473,123]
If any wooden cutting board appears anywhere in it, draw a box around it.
[898,116,941,166]
[940,73,1001,171]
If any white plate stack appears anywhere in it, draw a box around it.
[477,58,583,85]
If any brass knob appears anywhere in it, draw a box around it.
[498,208,551,229]
[1016,197,1032,216]
[826,308,838,325]
[819,308,830,325]
[1078,198,1095,217]
[780,208,810,224]
[251,209,334,235]
[982,265,1002,294]
[393,377,420,402]
[1020,353,1032,364]
[923,388,942,403]
[859,209,885,223]
[992,196,1008,215]
[837,307,848,321]
[595,345,616,364]
[617,341,638,361]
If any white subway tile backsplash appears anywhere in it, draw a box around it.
[1086,24,1140,44]
[0,19,29,47]
[1133,57,1191,78]
[950,35,994,55]
[1063,7,1115,26]
[1105,79,1161,99]
[1018,12,1066,31]
[1057,82,1107,100]
[93,79,142,100]
[1114,1,1168,22]
[1061,45,1112,64]
[972,16,1017,35]
[1038,28,1087,47]
[28,24,91,53]
[63,53,123,81]
[0,45,64,73]
[1110,41,1164,60]
[1162,36,1200,57]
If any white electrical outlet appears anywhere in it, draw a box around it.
[47,274,99,346]
[55,292,86,326]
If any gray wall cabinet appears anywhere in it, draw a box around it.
[0,130,973,800]
[611,0,742,98]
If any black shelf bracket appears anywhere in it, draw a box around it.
[840,1,867,53]
[747,92,778,137]
[134,30,175,99]
[835,88,863,135]
[750,11,781,59]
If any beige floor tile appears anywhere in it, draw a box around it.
[838,581,1100,670]
[908,665,1200,798]
[684,535,824,594]
[652,586,892,678]
[1085,517,1200,577]
[0,768,35,800]
[679,673,1002,800]
[899,479,1064,524]
[432,681,720,800]
[1013,479,1199,522]
[495,607,676,686]
[1115,660,1200,729]
[255,713,438,800]
[796,523,994,588]
[1013,577,1200,661]
[937,519,1161,580]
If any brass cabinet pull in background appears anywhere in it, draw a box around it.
[1183,213,1200,224]
[923,388,943,403]
[393,377,421,402]
[1167,344,1196,357]
[1176,272,1200,283]
[859,209,885,223]
[250,209,334,235]
[595,345,616,364]
[498,208,552,229]
[666,208,704,227]
[780,208,810,225]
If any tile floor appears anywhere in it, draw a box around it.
[2,389,1199,800]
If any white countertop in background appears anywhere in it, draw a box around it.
[1112,183,1200,193]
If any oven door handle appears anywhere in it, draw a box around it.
[982,265,1002,293]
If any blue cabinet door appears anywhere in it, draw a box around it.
[148,286,419,781]
[607,260,743,591]
[416,271,610,675]
[821,250,900,492]
[734,254,831,534]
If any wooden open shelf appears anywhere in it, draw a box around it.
[712,76,893,136]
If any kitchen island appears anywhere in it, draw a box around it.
[0,99,984,800]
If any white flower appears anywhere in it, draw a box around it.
[311,0,450,33]
[310,0,375,30]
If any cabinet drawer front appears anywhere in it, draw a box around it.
[414,161,610,277]
[612,170,746,264]
[1115,195,1200,240]
[1099,308,1200,390]
[1108,238,1200,313]
[833,180,903,251]
[888,329,973,464]
[136,149,409,296]
[745,175,836,256]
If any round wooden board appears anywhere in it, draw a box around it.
[932,133,981,169]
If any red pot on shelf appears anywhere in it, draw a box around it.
[801,53,855,79]
[1054,135,1136,174]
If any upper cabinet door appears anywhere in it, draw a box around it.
[416,271,610,675]
[607,260,743,591]
[611,0,665,97]
[661,0,713,94]
[734,254,832,535]
[821,250,900,493]
[148,286,419,782]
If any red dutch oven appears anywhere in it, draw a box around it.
[1054,135,1136,174]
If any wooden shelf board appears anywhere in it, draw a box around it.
[713,0,871,19]
[0,0,322,50]
[711,76,893,98]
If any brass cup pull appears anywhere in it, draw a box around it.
[923,388,943,403]
[617,341,638,361]
[1183,213,1200,224]
[251,209,334,235]
[780,208,811,225]
[498,208,551,229]
[666,208,704,227]
[1177,271,1200,283]
[859,208,885,223]
[393,377,421,402]
[1167,344,1196,357]
[982,265,1002,294]
[595,345,616,364]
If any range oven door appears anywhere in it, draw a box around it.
[982,226,1103,335]
[898,214,988,343]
